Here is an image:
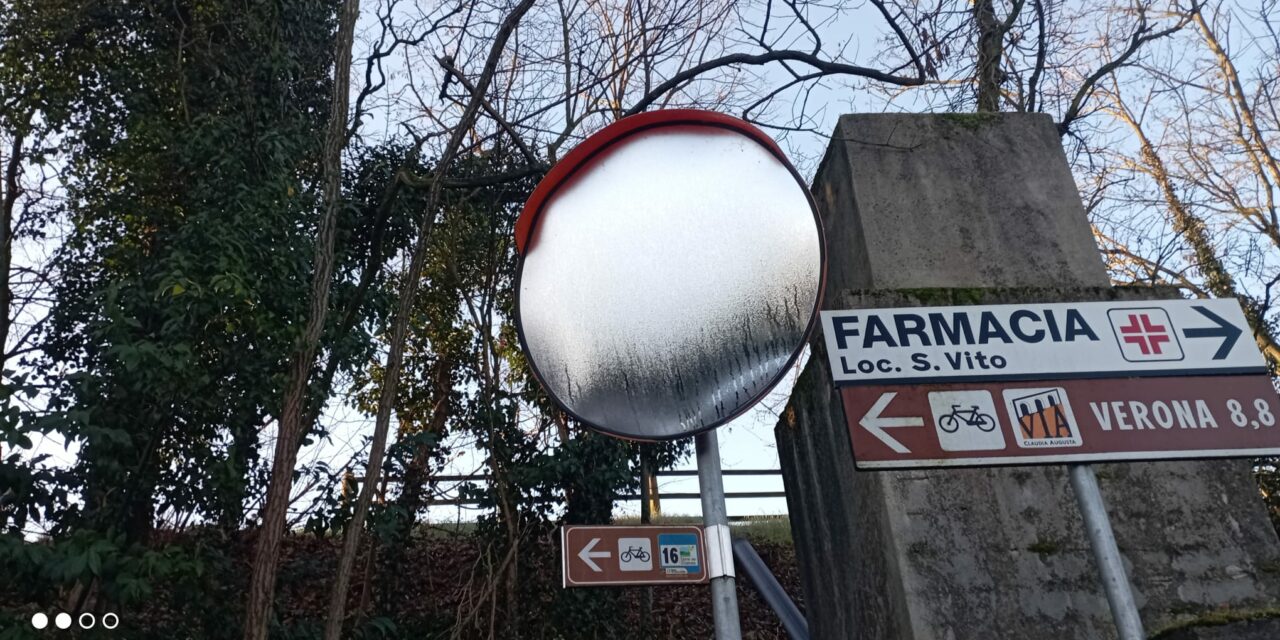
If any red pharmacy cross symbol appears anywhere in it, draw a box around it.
[1118,313,1171,355]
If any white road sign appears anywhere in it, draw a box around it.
[821,298,1265,385]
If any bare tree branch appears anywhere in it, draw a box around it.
[1058,4,1196,135]
[625,49,924,116]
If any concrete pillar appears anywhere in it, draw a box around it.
[776,113,1280,639]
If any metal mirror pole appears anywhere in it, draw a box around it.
[696,430,743,640]
[1069,464,1144,640]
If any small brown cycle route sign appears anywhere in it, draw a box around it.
[561,525,708,587]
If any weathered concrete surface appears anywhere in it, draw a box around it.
[813,113,1108,298]
[776,114,1280,639]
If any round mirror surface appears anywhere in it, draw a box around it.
[516,111,824,440]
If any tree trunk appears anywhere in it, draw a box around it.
[242,0,362,637]
[490,434,522,639]
[321,2,538,638]
[974,0,1003,112]
[0,130,23,364]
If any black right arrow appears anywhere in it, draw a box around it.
[1182,305,1242,360]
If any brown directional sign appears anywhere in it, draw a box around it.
[561,525,708,587]
[843,374,1280,469]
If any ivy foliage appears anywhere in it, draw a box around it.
[0,1,694,637]
[1,0,388,634]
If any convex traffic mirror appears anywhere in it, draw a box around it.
[515,110,826,440]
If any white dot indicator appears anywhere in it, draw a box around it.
[31,612,48,629]
[79,612,96,629]
[55,612,72,629]
[102,612,120,629]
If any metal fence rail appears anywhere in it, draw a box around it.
[353,468,787,516]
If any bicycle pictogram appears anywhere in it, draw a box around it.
[928,390,1006,452]
[620,546,650,563]
[937,404,997,433]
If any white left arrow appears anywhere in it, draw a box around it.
[578,537,610,572]
[860,392,924,454]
